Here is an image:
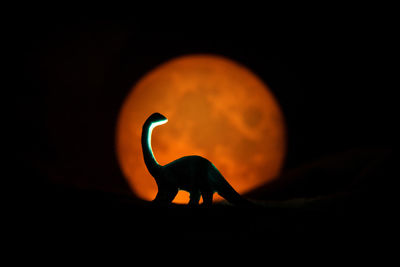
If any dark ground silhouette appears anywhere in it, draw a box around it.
[17,147,394,243]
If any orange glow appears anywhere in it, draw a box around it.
[116,55,286,203]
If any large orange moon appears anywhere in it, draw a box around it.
[116,54,286,203]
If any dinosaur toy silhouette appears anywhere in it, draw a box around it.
[141,112,253,207]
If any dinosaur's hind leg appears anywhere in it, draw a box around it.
[189,191,201,206]
[201,190,213,206]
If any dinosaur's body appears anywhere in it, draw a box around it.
[141,113,251,206]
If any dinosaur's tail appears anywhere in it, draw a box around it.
[208,164,254,207]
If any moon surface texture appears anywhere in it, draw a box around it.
[116,55,286,203]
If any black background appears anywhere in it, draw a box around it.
[10,11,396,245]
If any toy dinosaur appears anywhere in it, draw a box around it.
[141,112,252,206]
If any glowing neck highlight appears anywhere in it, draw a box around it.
[147,119,168,162]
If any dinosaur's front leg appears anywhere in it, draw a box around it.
[153,187,178,205]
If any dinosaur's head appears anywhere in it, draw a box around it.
[146,112,168,128]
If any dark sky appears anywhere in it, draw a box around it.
[13,15,396,198]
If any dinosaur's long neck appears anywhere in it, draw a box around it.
[141,122,162,177]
